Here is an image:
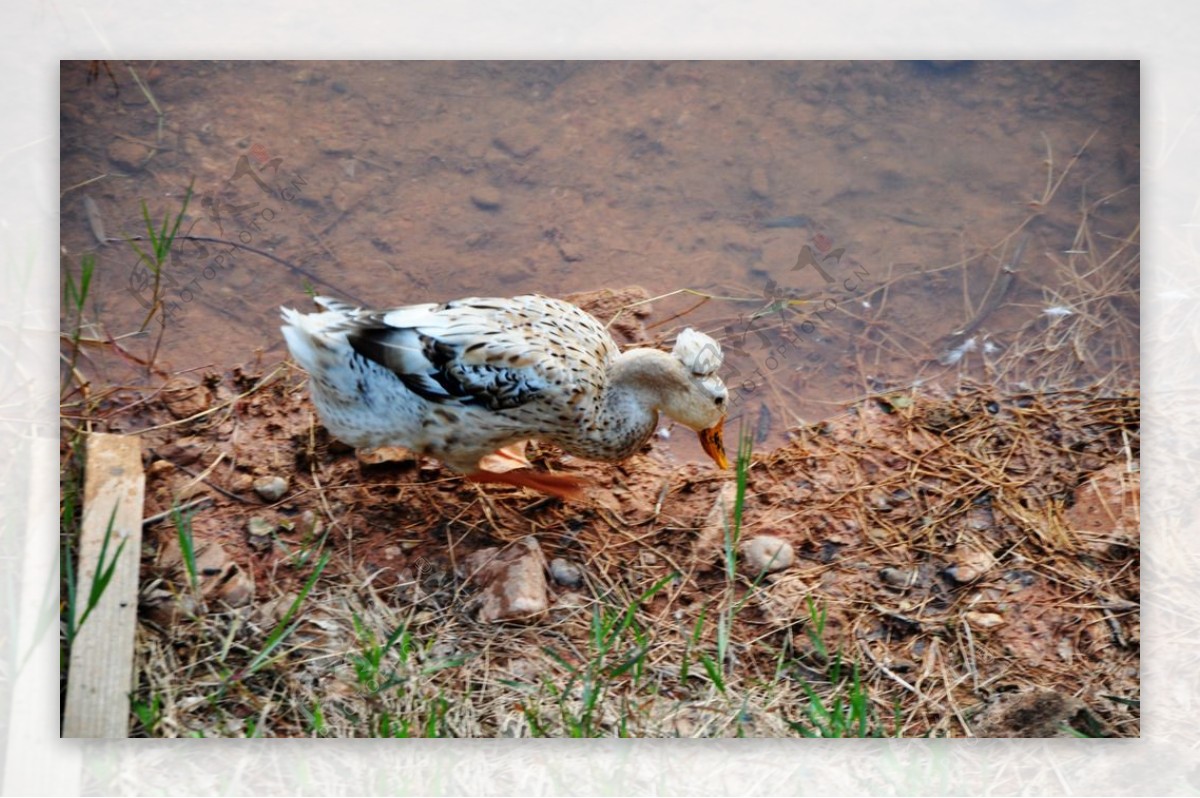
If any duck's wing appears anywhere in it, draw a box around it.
[320,295,616,411]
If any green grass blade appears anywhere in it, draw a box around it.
[62,533,77,645]
[170,502,199,593]
[698,652,726,693]
[75,504,128,632]
[139,200,159,262]
[607,645,650,679]
[162,180,194,254]
[605,571,675,650]
[805,595,829,661]
[78,252,95,303]
[244,550,330,675]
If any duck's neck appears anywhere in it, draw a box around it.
[576,348,683,462]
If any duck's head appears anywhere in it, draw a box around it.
[664,328,730,469]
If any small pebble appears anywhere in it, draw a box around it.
[253,475,288,502]
[556,239,584,262]
[492,125,541,159]
[867,490,893,512]
[293,68,324,84]
[945,550,995,583]
[146,460,175,479]
[229,472,255,493]
[549,557,584,588]
[217,572,254,607]
[880,566,920,588]
[294,509,323,539]
[156,437,204,467]
[330,186,351,213]
[247,517,274,550]
[553,591,586,609]
[470,186,503,211]
[741,535,794,574]
[318,135,356,155]
[247,516,272,535]
[106,139,150,172]
[160,377,211,419]
[966,611,1005,629]
[749,165,771,199]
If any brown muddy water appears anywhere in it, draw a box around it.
[60,61,1139,461]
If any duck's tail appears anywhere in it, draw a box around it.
[280,299,356,375]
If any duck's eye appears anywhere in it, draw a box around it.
[714,396,725,406]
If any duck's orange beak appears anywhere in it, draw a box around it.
[698,419,729,469]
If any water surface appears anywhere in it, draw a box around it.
[60,60,1140,459]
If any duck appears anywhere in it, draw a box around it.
[280,294,729,499]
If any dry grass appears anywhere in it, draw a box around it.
[114,375,1137,738]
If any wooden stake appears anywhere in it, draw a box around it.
[62,433,145,738]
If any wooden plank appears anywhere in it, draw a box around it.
[62,432,145,738]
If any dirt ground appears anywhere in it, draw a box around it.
[81,290,1139,738]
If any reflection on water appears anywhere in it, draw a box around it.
[60,60,1139,458]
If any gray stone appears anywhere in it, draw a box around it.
[549,557,584,588]
[253,475,288,502]
[740,535,794,574]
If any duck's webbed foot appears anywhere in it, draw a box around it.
[465,467,589,501]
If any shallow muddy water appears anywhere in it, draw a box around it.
[60,60,1139,459]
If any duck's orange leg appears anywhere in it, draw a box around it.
[476,442,532,473]
[465,468,589,501]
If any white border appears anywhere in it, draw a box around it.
[3,1,1195,795]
